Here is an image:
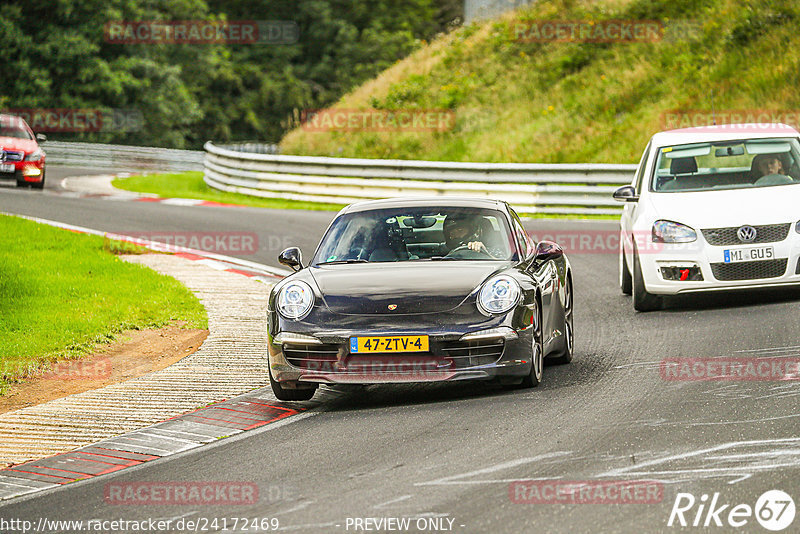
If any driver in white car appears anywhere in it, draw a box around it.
[754,154,786,177]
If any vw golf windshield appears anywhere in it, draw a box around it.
[652,137,800,192]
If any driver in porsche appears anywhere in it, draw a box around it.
[442,214,500,258]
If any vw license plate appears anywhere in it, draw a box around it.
[723,246,774,263]
[350,335,429,353]
[0,163,14,173]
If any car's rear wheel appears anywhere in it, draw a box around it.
[269,366,317,401]
[633,251,662,312]
[549,277,573,364]
[620,245,632,295]
[520,300,544,387]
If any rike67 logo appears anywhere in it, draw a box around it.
[668,490,795,531]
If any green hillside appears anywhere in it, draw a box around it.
[280,0,800,163]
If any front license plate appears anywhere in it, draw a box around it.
[723,246,774,263]
[0,163,14,173]
[350,335,429,353]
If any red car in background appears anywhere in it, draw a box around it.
[0,113,46,189]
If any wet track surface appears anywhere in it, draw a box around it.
[1,167,799,532]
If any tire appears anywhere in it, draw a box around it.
[31,170,45,190]
[269,366,317,401]
[549,277,573,365]
[519,299,544,388]
[632,251,662,312]
[620,246,632,295]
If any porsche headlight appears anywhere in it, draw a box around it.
[478,275,521,315]
[25,149,42,162]
[277,280,314,320]
[652,220,697,243]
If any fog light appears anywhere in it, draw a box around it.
[22,167,42,177]
[460,327,518,341]
[659,265,703,281]
[273,332,322,345]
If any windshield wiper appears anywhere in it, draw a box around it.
[427,256,457,261]
[316,259,369,265]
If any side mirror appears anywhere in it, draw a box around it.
[278,247,303,271]
[35,133,47,143]
[532,240,563,263]
[613,185,639,202]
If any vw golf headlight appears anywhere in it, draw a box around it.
[478,275,521,315]
[277,280,314,320]
[652,220,697,243]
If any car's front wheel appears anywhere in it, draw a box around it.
[31,169,45,190]
[269,366,317,401]
[620,246,632,295]
[549,277,573,365]
[633,251,662,312]
[520,300,544,387]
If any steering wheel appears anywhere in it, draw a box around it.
[755,173,794,186]
[350,247,368,260]
[445,244,492,259]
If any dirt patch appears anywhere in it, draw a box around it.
[0,323,208,415]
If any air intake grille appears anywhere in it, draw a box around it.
[710,259,788,281]
[702,224,790,246]
[442,339,505,368]
[283,343,340,370]
[1,150,23,162]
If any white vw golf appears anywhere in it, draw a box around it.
[614,124,800,311]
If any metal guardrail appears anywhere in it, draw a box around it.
[45,141,204,172]
[203,141,635,215]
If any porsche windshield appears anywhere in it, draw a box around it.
[313,207,518,264]
[652,137,800,192]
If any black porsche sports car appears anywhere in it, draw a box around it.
[267,198,573,401]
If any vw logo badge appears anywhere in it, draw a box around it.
[737,225,757,243]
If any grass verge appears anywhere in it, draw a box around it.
[0,215,208,395]
[112,171,345,211]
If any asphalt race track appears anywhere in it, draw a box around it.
[1,166,799,533]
